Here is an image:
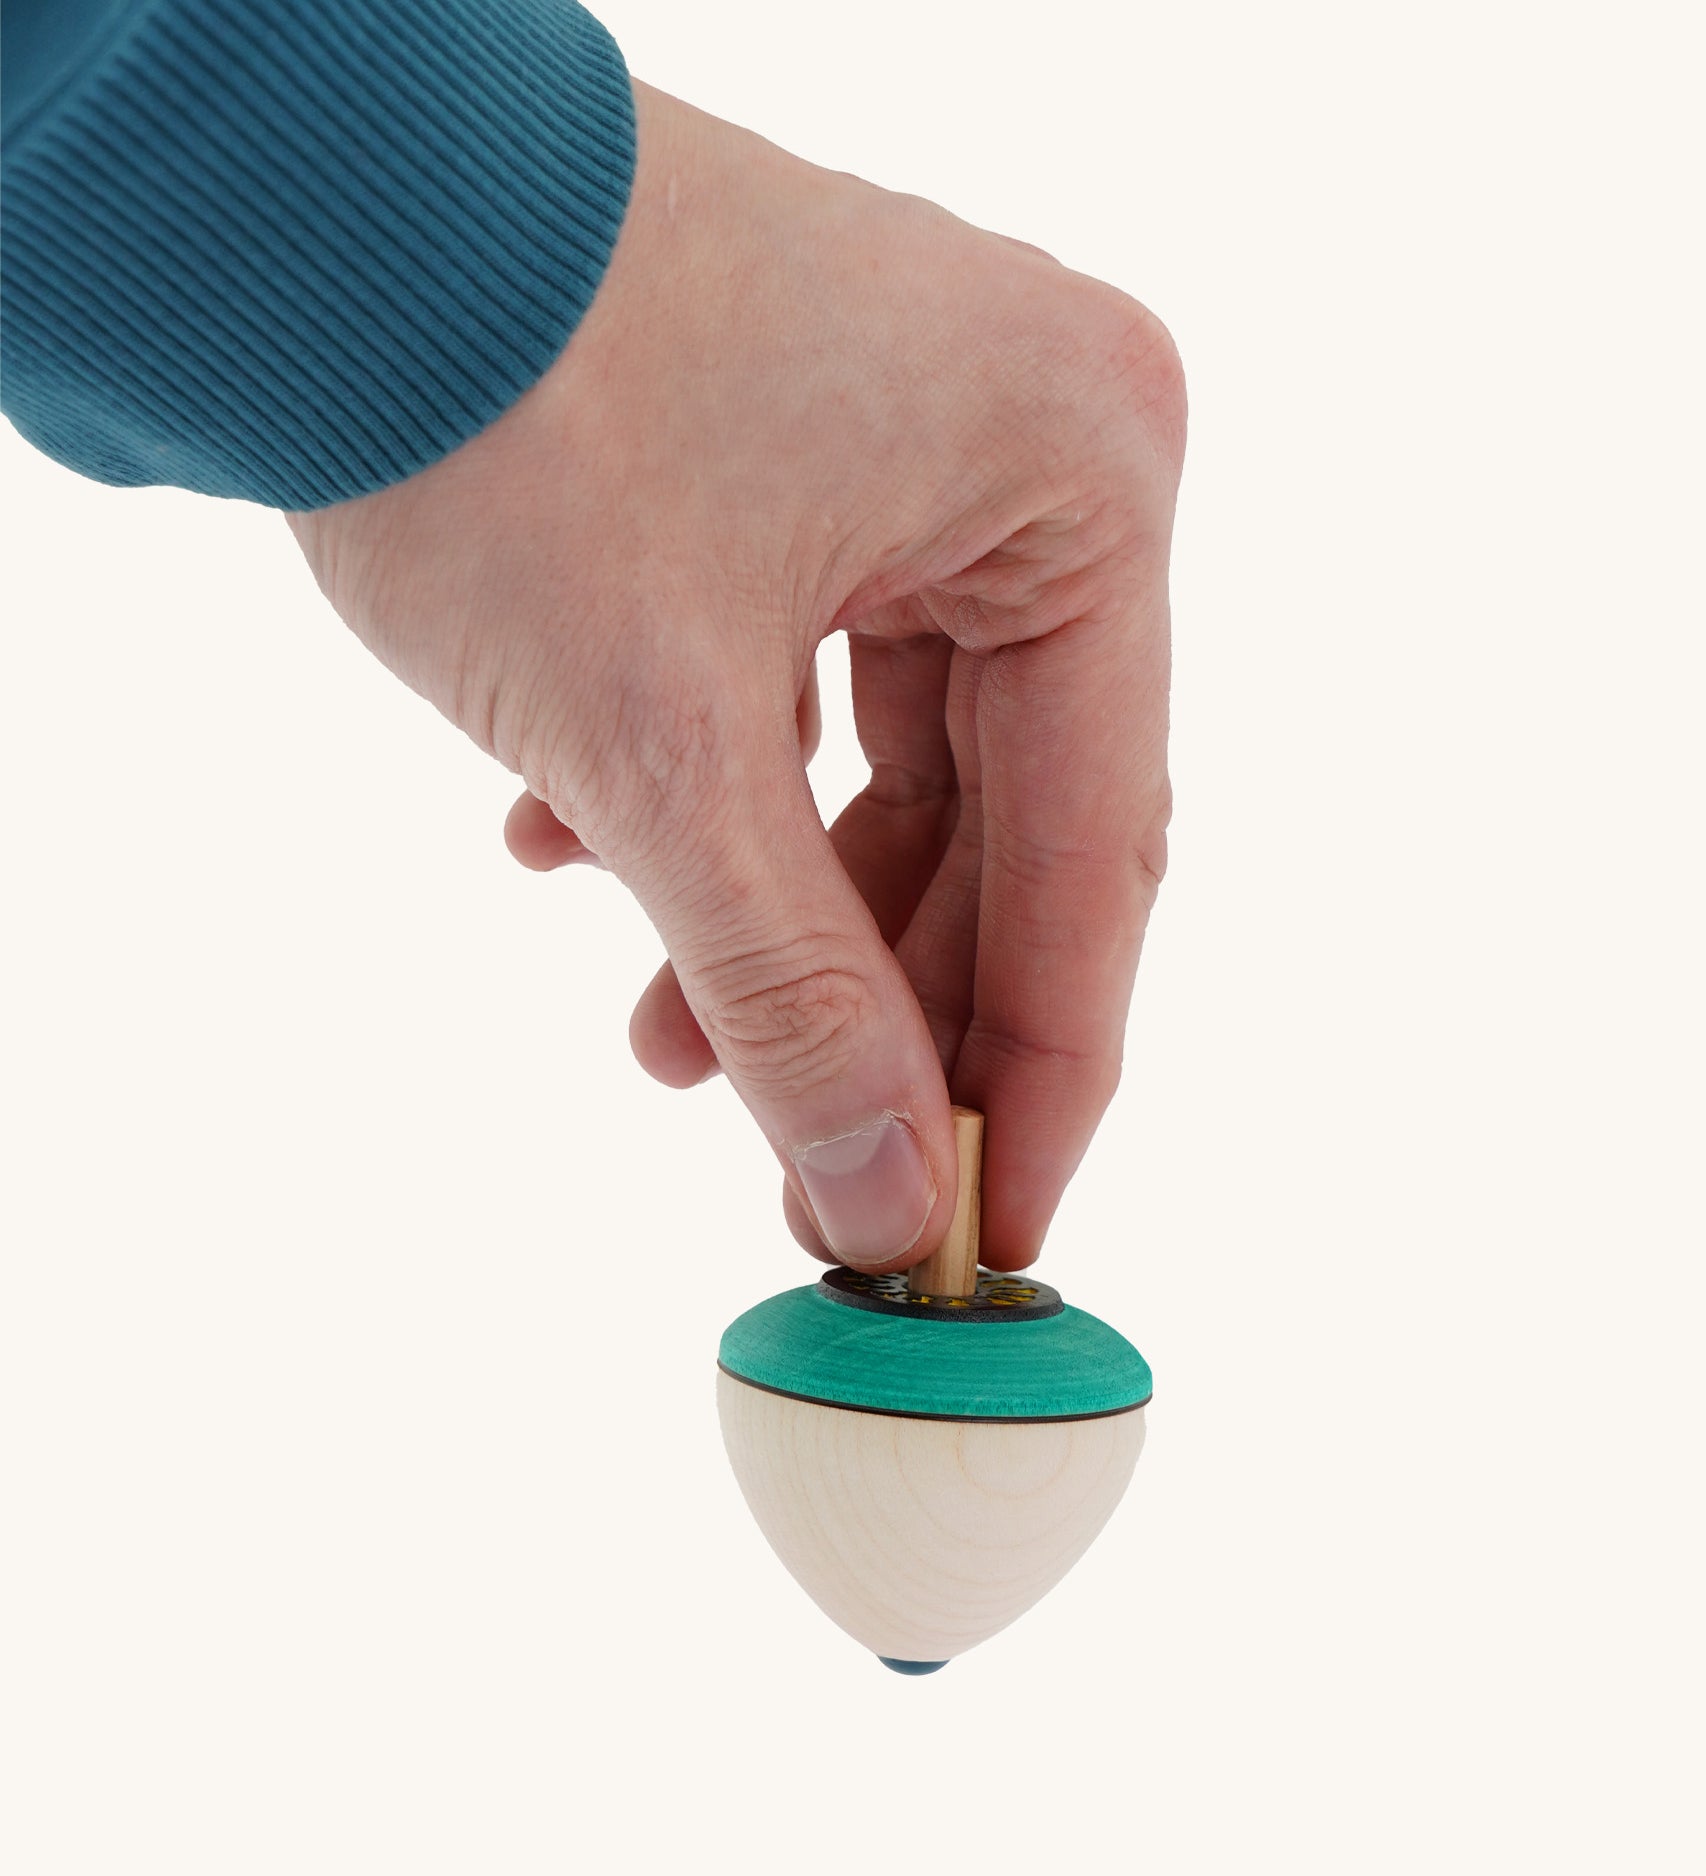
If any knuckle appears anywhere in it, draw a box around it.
[1123,314,1189,459]
[971,1020,1124,1116]
[1135,787,1172,896]
[1056,283,1187,480]
[699,945,876,1098]
[1078,1045,1125,1117]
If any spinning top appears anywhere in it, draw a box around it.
[717,1108,1151,1672]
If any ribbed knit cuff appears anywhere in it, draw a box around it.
[1,0,636,508]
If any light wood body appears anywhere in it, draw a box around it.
[717,1372,1145,1663]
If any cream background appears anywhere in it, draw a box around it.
[2,0,1701,1869]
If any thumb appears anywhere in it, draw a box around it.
[607,721,956,1271]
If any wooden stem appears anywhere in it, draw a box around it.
[907,1107,983,1299]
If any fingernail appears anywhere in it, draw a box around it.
[794,1117,936,1267]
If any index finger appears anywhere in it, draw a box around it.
[951,592,1171,1267]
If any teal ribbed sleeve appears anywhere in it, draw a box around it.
[0,0,636,509]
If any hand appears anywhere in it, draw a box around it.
[286,82,1185,1273]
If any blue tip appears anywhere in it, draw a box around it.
[878,1656,948,1675]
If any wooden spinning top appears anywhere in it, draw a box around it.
[717,1108,1151,1672]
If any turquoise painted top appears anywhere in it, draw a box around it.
[1,0,634,508]
[719,1284,1153,1422]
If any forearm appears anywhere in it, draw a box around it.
[0,0,635,508]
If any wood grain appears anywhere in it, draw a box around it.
[907,1106,983,1300]
[717,1371,1145,1663]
